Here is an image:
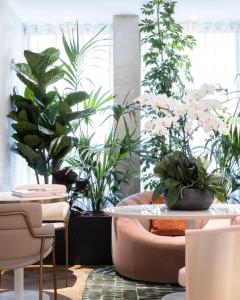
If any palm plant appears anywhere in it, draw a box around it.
[66,101,139,214]
[208,117,240,202]
[61,22,108,91]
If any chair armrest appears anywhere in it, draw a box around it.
[33,223,55,238]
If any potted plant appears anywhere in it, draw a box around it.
[64,98,139,264]
[137,83,229,210]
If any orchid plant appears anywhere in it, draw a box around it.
[137,83,229,204]
[137,83,229,157]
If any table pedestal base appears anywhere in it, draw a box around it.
[0,291,50,300]
[161,292,185,300]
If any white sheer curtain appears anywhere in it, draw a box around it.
[183,22,239,91]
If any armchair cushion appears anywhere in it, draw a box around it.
[178,267,186,287]
[41,202,70,221]
[151,196,187,236]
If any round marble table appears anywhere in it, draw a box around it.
[104,203,240,229]
[0,191,68,300]
[0,191,67,204]
[104,203,240,300]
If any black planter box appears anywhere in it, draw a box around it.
[53,213,112,265]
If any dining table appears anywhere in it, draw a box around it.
[104,203,240,300]
[0,191,68,300]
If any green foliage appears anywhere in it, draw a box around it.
[140,0,196,189]
[140,0,196,97]
[153,151,228,205]
[207,113,240,202]
[61,22,108,91]
[9,48,93,183]
[66,100,139,213]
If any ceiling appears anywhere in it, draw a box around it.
[8,0,240,24]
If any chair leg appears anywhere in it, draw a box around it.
[39,238,45,300]
[64,223,69,287]
[52,239,57,300]
[0,270,2,288]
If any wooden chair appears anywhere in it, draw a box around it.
[15,184,70,286]
[0,203,57,300]
[162,225,240,300]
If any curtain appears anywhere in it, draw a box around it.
[183,22,240,91]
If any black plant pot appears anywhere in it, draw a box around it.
[164,188,214,211]
[48,212,112,265]
[68,213,112,265]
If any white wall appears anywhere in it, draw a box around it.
[0,0,24,190]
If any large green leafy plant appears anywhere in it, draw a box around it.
[140,0,196,97]
[152,151,227,205]
[139,0,196,188]
[9,48,92,183]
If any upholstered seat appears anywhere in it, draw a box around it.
[176,226,240,300]
[42,202,70,221]
[178,267,186,288]
[15,184,70,286]
[0,203,57,299]
[112,191,186,283]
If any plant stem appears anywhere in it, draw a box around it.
[44,174,49,184]
[35,172,40,184]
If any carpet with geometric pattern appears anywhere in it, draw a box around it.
[82,266,184,300]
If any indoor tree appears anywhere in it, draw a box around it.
[9,47,93,184]
[139,0,196,189]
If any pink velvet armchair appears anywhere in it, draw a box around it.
[112,192,185,283]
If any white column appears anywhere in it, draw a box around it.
[113,15,141,197]
[0,0,24,190]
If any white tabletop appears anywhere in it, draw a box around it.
[0,192,68,204]
[104,204,240,221]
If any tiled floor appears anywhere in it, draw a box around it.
[0,265,93,300]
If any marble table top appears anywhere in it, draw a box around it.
[104,204,240,220]
[0,191,67,204]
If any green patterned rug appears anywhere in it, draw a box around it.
[82,266,184,300]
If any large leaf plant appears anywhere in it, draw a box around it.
[153,151,228,206]
[9,47,93,183]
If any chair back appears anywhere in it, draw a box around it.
[15,184,67,193]
[186,225,240,300]
[0,203,43,260]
